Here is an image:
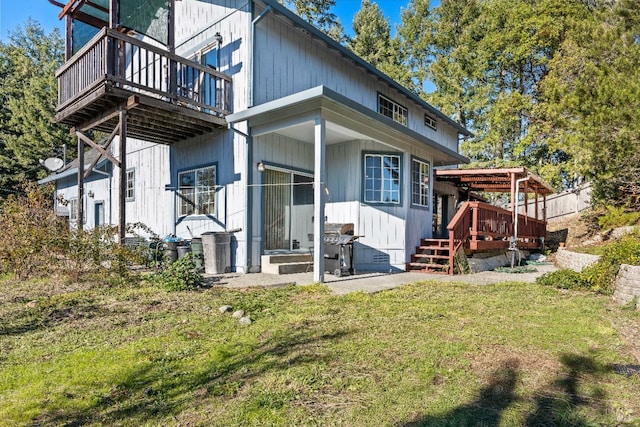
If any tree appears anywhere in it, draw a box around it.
[537,0,640,205]
[349,0,413,89]
[0,20,73,195]
[278,0,347,42]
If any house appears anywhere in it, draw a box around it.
[46,0,474,281]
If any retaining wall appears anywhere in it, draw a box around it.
[555,248,600,272]
[613,265,640,308]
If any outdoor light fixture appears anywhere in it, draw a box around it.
[87,190,95,198]
[215,32,223,45]
[257,162,266,172]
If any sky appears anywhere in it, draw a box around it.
[0,0,417,42]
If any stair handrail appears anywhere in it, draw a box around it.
[447,201,475,274]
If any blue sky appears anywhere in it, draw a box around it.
[0,1,416,41]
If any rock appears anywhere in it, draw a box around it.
[232,309,245,318]
[219,305,232,313]
[238,316,252,326]
[26,301,37,308]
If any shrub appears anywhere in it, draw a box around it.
[536,270,590,291]
[597,205,640,231]
[581,233,640,295]
[0,184,68,280]
[152,253,203,291]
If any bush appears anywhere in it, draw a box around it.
[597,205,640,231]
[539,233,640,295]
[536,270,590,291]
[152,253,204,291]
[0,183,156,283]
[0,184,68,280]
[581,233,640,295]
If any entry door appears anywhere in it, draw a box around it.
[263,169,313,252]
[432,194,449,238]
[94,201,105,228]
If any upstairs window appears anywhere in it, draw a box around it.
[424,114,437,130]
[378,94,408,126]
[412,158,430,208]
[178,165,217,216]
[364,153,401,204]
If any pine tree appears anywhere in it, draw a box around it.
[278,0,347,42]
[0,20,73,195]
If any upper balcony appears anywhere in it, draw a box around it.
[56,27,233,144]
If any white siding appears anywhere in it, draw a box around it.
[253,7,460,152]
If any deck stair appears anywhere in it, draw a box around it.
[406,238,451,274]
[261,253,312,275]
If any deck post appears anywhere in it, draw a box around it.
[118,108,127,244]
[313,117,326,283]
[77,135,84,231]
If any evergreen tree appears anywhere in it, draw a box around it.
[349,0,413,89]
[0,20,73,195]
[278,0,347,42]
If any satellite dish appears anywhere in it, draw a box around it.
[43,157,64,172]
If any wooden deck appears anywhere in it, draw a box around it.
[56,28,232,144]
[408,201,546,275]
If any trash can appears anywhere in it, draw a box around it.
[177,245,191,259]
[202,232,231,274]
[190,237,204,271]
[163,241,178,263]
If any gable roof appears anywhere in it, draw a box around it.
[256,0,472,138]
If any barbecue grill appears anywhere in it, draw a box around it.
[322,223,359,276]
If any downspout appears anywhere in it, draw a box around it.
[249,3,272,108]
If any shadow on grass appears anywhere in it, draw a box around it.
[401,353,615,427]
[35,323,353,425]
[402,359,520,427]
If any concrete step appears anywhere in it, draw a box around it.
[261,253,312,275]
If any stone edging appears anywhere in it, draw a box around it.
[613,264,640,308]
[555,248,600,272]
[555,248,639,310]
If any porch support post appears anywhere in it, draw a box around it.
[313,117,326,283]
[534,188,539,221]
[77,135,84,231]
[118,108,127,244]
[524,181,529,225]
[510,172,517,224]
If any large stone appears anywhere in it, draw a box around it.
[232,309,245,318]
[238,316,252,326]
[219,305,233,313]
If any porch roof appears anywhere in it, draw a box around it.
[227,86,469,166]
[434,167,555,195]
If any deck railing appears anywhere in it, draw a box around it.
[447,201,546,273]
[57,28,232,117]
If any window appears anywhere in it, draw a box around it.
[412,158,430,207]
[69,198,78,221]
[178,165,216,216]
[424,114,437,130]
[126,168,135,201]
[378,94,408,126]
[364,154,401,204]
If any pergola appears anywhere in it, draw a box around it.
[435,167,555,222]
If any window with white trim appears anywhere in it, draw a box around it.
[178,165,216,216]
[412,158,430,207]
[364,153,401,204]
[424,114,437,130]
[378,94,408,126]
[126,168,135,201]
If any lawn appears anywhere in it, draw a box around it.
[1,275,639,426]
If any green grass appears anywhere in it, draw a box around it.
[1,276,639,426]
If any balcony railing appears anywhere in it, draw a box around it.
[57,27,232,119]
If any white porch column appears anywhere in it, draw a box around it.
[313,117,326,283]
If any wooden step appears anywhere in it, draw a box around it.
[406,262,450,274]
[420,239,449,247]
